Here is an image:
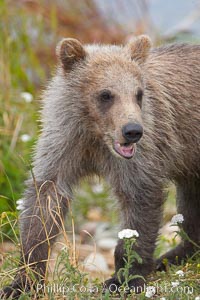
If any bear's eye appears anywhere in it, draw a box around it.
[136,88,143,108]
[99,89,113,102]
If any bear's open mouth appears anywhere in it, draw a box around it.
[113,141,135,159]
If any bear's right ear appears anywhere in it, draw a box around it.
[56,38,86,72]
[126,35,152,64]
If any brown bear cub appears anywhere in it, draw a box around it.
[1,35,200,298]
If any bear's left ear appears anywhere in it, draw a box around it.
[126,35,152,64]
[56,38,86,72]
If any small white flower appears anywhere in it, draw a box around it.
[171,214,184,225]
[16,199,24,211]
[21,92,33,103]
[118,229,139,239]
[92,183,104,194]
[195,296,200,300]
[145,286,156,298]
[160,298,166,300]
[21,134,31,142]
[171,280,179,287]
[175,270,184,277]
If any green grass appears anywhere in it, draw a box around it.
[0,0,43,214]
[0,211,199,299]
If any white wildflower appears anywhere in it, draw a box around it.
[21,134,31,142]
[118,229,139,239]
[195,297,200,300]
[171,214,184,225]
[21,92,33,103]
[16,199,24,211]
[160,298,166,300]
[171,280,179,287]
[175,270,184,277]
[145,286,156,298]
[92,183,104,194]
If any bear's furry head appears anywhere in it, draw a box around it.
[53,35,152,159]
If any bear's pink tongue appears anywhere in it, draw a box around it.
[114,142,135,158]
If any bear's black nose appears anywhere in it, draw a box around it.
[122,123,143,143]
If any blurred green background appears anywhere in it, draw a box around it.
[1,0,200,239]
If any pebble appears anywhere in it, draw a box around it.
[97,238,117,251]
[83,252,108,272]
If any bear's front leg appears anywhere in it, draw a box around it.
[104,176,165,294]
[0,179,69,299]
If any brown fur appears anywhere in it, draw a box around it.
[1,35,200,298]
